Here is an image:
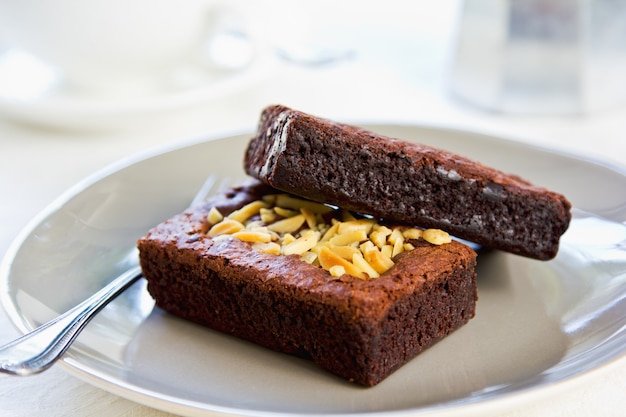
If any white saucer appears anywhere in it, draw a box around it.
[0,47,276,129]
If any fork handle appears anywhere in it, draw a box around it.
[0,266,142,376]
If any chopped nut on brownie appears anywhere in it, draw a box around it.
[206,192,452,280]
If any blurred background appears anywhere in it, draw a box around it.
[1,1,625,416]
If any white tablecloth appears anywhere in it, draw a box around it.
[1,2,625,416]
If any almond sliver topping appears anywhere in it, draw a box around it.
[207,192,451,279]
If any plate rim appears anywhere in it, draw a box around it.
[2,122,626,417]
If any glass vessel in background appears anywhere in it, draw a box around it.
[450,0,626,114]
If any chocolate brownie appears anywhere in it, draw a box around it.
[137,182,477,386]
[245,105,571,260]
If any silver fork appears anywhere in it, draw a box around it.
[0,175,225,376]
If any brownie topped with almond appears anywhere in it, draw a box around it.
[138,181,477,386]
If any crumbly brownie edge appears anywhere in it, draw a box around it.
[244,105,571,260]
[138,236,476,386]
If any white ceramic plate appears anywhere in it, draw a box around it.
[0,47,275,129]
[2,124,626,417]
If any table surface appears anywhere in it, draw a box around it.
[1,2,626,416]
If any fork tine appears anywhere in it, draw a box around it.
[217,176,232,193]
[190,175,218,207]
[189,175,232,208]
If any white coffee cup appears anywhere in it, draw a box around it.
[0,0,265,96]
